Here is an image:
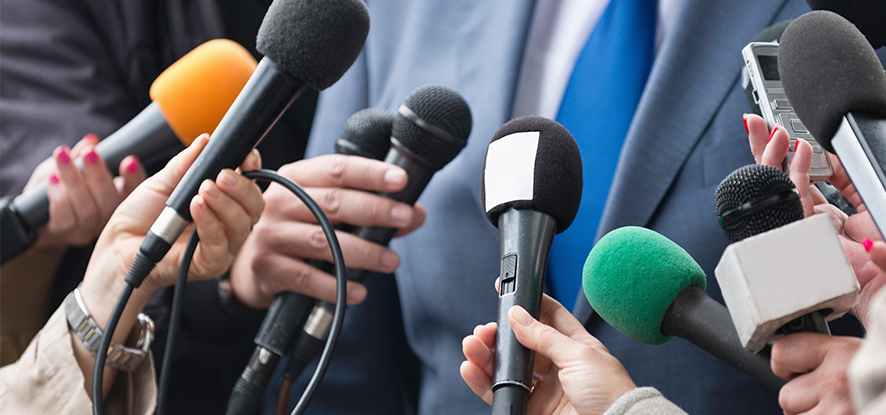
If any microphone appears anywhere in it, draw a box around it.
[481,116,583,415]
[583,227,786,390]
[0,39,257,264]
[280,85,473,384]
[806,0,886,48]
[779,10,886,239]
[714,165,858,352]
[227,108,394,415]
[126,0,370,288]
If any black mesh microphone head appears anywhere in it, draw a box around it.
[336,108,394,159]
[779,11,886,152]
[256,0,370,90]
[806,0,886,48]
[715,164,804,242]
[480,116,583,233]
[743,20,793,115]
[391,84,473,169]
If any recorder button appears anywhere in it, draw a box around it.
[790,119,808,134]
[772,99,792,110]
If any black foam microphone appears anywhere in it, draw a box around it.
[281,85,473,383]
[806,0,886,49]
[227,108,394,415]
[126,0,370,289]
[779,10,886,239]
[480,116,583,415]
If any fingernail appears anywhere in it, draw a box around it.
[201,180,220,198]
[384,169,406,188]
[795,139,800,152]
[125,158,139,174]
[49,174,59,185]
[83,133,100,145]
[84,148,99,164]
[348,285,367,303]
[252,149,262,169]
[743,114,749,134]
[391,204,411,225]
[56,146,71,165]
[194,194,206,209]
[509,306,534,327]
[220,169,239,187]
[381,250,399,269]
[864,238,873,252]
[768,125,778,143]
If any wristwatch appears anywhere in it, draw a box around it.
[65,286,154,372]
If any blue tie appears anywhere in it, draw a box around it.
[549,0,657,307]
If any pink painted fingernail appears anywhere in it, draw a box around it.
[768,125,778,143]
[864,238,873,252]
[56,147,71,165]
[83,133,100,145]
[84,148,99,164]
[49,174,59,185]
[125,158,139,174]
[743,114,749,134]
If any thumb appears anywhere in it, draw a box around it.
[508,306,602,370]
[141,134,209,195]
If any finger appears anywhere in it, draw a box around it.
[459,361,494,406]
[869,240,886,272]
[239,148,262,173]
[278,154,408,193]
[256,221,400,274]
[509,305,606,371]
[760,124,790,168]
[53,146,100,233]
[746,114,771,164]
[269,185,418,229]
[537,294,603,349]
[463,333,495,378]
[394,202,427,237]
[142,134,210,195]
[778,373,820,415]
[770,333,834,379]
[473,322,497,349]
[236,250,368,306]
[215,169,265,226]
[789,139,814,216]
[44,173,76,235]
[79,145,121,224]
[69,133,100,158]
[188,194,231,281]
[198,179,253,255]
[116,156,146,197]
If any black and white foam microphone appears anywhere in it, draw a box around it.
[281,85,473,383]
[480,116,583,415]
[714,165,858,352]
[228,108,394,415]
[779,11,886,240]
[126,0,370,288]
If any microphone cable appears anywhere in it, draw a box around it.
[93,169,348,415]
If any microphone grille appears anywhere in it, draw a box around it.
[715,164,803,242]
[337,108,394,160]
[391,85,472,168]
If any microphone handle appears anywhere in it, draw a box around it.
[0,102,178,264]
[831,112,886,239]
[491,208,556,415]
[661,285,786,390]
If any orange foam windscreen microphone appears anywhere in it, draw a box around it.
[0,39,257,264]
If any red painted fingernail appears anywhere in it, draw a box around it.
[56,147,71,165]
[83,133,99,145]
[768,125,778,143]
[125,158,139,174]
[864,238,873,252]
[743,114,749,134]
[84,148,99,164]
[795,139,800,152]
[49,174,59,185]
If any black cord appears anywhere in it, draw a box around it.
[157,229,199,414]
[92,282,134,415]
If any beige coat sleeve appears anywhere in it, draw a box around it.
[0,303,156,415]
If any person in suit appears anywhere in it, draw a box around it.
[232,0,876,413]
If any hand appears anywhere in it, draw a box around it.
[75,134,264,396]
[771,333,863,415]
[746,114,886,326]
[25,133,147,248]
[460,294,637,415]
[229,154,426,309]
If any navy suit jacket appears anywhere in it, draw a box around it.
[304,0,869,414]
